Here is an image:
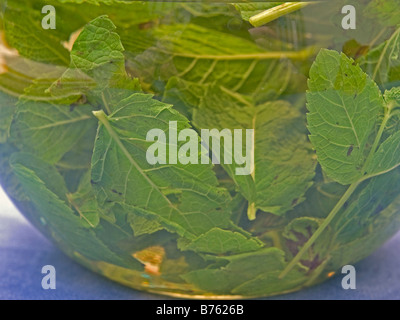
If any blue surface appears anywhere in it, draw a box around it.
[1,187,399,300]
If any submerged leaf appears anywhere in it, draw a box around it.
[10,100,95,164]
[182,247,307,295]
[67,171,100,228]
[190,84,315,219]
[91,93,232,239]
[364,0,400,27]
[307,49,384,185]
[10,154,142,269]
[0,92,17,143]
[127,23,309,102]
[179,227,264,255]
[4,1,70,65]
[359,27,400,87]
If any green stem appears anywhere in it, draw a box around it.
[280,100,396,278]
[362,101,394,172]
[279,180,360,279]
[66,193,95,228]
[372,27,400,81]
[151,46,317,61]
[101,92,112,115]
[304,255,331,287]
[247,202,257,220]
[92,111,163,201]
[92,110,197,241]
[249,2,312,27]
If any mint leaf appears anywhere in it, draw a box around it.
[282,50,400,277]
[288,168,347,220]
[364,0,400,27]
[190,84,315,219]
[283,216,332,270]
[0,55,66,101]
[0,144,29,202]
[330,182,400,268]
[179,227,264,255]
[359,27,400,86]
[333,169,400,244]
[91,94,232,239]
[181,248,306,295]
[10,153,69,202]
[10,99,95,164]
[10,153,142,269]
[50,15,141,108]
[69,18,233,241]
[307,49,384,185]
[127,23,310,102]
[127,212,163,237]
[67,171,100,228]
[0,92,17,143]
[49,15,125,102]
[231,268,307,296]
[69,16,125,85]
[4,1,70,65]
[365,130,400,176]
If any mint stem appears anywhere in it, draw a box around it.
[280,100,395,279]
[279,180,361,279]
[247,202,257,220]
[362,102,393,171]
[249,2,312,27]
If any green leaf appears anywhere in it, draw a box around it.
[329,178,400,267]
[283,216,332,269]
[50,15,141,107]
[281,50,400,277]
[359,27,400,87]
[0,144,29,202]
[4,1,70,65]
[3,0,170,68]
[67,171,100,228]
[10,99,95,164]
[190,84,315,219]
[91,93,232,240]
[385,86,400,104]
[49,15,124,101]
[288,176,347,220]
[232,2,283,22]
[364,130,400,176]
[364,0,400,27]
[9,152,69,202]
[0,55,67,100]
[179,227,264,255]
[0,91,17,143]
[127,212,163,237]
[70,16,125,84]
[333,169,400,244]
[230,268,307,296]
[9,154,142,269]
[127,23,311,102]
[283,217,323,243]
[307,49,384,185]
[181,247,305,295]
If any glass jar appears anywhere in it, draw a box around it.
[1,0,399,298]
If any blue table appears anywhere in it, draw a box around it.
[1,187,399,300]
